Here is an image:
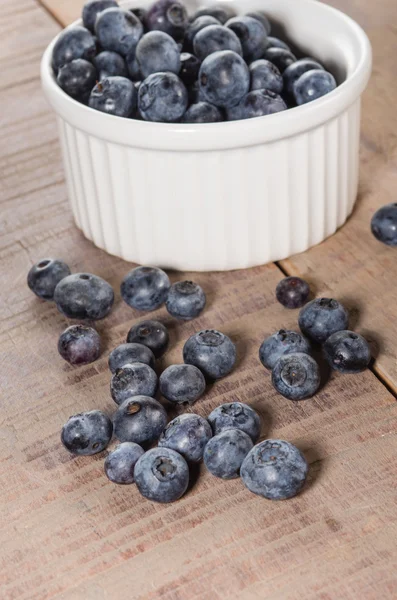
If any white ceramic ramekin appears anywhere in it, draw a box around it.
[41,0,371,271]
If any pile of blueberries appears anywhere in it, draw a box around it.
[52,0,337,123]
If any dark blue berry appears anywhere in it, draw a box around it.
[136,31,180,78]
[166,280,206,319]
[185,15,220,50]
[208,402,261,443]
[283,58,324,94]
[272,352,320,400]
[104,442,144,484]
[226,16,267,62]
[138,72,188,122]
[159,364,206,405]
[199,50,250,109]
[181,101,223,123]
[61,410,113,456]
[89,76,137,117]
[82,0,118,32]
[52,26,97,72]
[276,276,310,309]
[193,25,242,60]
[57,58,97,101]
[227,89,286,121]
[179,52,201,86]
[58,324,101,365]
[266,36,290,51]
[145,0,188,41]
[134,447,189,503]
[241,439,308,500]
[158,413,212,462]
[27,258,70,300]
[371,203,397,246]
[263,47,296,72]
[93,50,127,79]
[259,329,311,370]
[54,273,114,320]
[192,6,236,25]
[110,363,158,405]
[249,59,283,94]
[127,319,169,358]
[299,298,349,343]
[204,429,253,479]
[130,7,148,25]
[323,330,371,373]
[293,69,336,105]
[246,11,271,35]
[113,396,167,444]
[183,329,236,381]
[95,8,143,56]
[121,266,170,311]
[108,343,155,373]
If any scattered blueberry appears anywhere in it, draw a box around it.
[179,52,201,86]
[134,447,189,503]
[138,72,188,122]
[166,280,206,319]
[113,395,167,444]
[249,59,283,94]
[192,6,236,25]
[54,273,114,320]
[181,101,223,123]
[93,50,127,79]
[58,324,101,365]
[204,429,253,479]
[263,47,297,72]
[266,36,290,51]
[183,329,236,380]
[193,25,242,61]
[110,363,158,405]
[323,330,371,373]
[27,258,70,300]
[185,15,220,50]
[276,276,310,309]
[199,50,250,108]
[57,58,97,101]
[52,26,97,72]
[259,329,311,370]
[127,319,169,358]
[241,439,308,500]
[208,402,261,442]
[293,69,336,105]
[145,0,188,40]
[226,16,267,62]
[158,413,212,462]
[89,76,136,117]
[108,343,155,373]
[298,298,349,343]
[82,0,118,33]
[159,364,206,405]
[61,410,113,456]
[246,11,271,35]
[283,58,324,94]
[227,89,286,121]
[104,441,144,484]
[272,352,320,400]
[371,203,397,246]
[121,266,170,311]
[95,8,143,56]
[136,31,181,78]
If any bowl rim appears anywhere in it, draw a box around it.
[41,0,372,151]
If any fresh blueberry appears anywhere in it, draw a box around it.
[179,52,201,86]
[159,364,206,405]
[136,31,180,78]
[61,410,113,456]
[204,429,253,479]
[113,396,167,444]
[199,50,250,109]
[185,15,220,50]
[121,266,170,311]
[89,76,137,117]
[104,441,144,484]
[323,330,371,373]
[183,329,236,381]
[127,319,169,358]
[52,26,97,72]
[371,203,397,246]
[226,16,267,62]
[138,72,188,122]
[193,25,242,61]
[293,69,336,105]
[27,258,70,300]
[298,298,349,343]
[82,0,118,33]
[165,280,206,320]
[145,0,188,41]
[191,6,236,25]
[126,53,142,80]
[208,402,261,443]
[241,439,308,500]
[276,276,310,309]
[134,447,189,503]
[54,273,114,320]
[249,59,283,94]
[93,50,127,79]
[259,329,311,370]
[272,352,320,400]
[110,363,158,405]
[57,58,97,101]
[265,36,290,51]
[58,324,101,365]
[158,413,212,462]
[227,89,286,121]
[130,7,148,25]
[181,101,223,123]
[283,58,324,94]
[263,47,297,73]
[95,8,143,56]
[108,343,155,373]
[245,11,271,35]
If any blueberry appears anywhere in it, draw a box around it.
[226,16,267,62]
[191,6,236,26]
[27,258,70,300]
[136,31,180,78]
[95,8,143,56]
[139,72,188,122]
[204,429,253,479]
[249,59,283,94]
[113,396,167,444]
[199,50,250,109]
[82,0,118,33]
[241,439,308,500]
[111,363,158,405]
[58,324,101,365]
[283,58,324,94]
[227,89,286,121]
[245,11,271,35]
[293,69,336,105]
[89,76,137,117]
[259,329,311,370]
[121,266,170,311]
[158,413,212,462]
[298,298,349,343]
[57,58,97,101]
[263,47,297,73]
[61,410,113,456]
[181,101,223,123]
[108,343,155,373]
[52,26,97,72]
[185,15,220,50]
[207,402,261,443]
[127,319,169,358]
[93,50,127,79]
[104,441,144,484]
[179,52,201,86]
[54,273,114,320]
[145,0,188,41]
[323,330,371,373]
[371,203,397,246]
[272,352,320,400]
[265,36,290,51]
[134,447,189,503]
[130,7,148,25]
[159,364,206,405]
[276,276,310,309]
[165,280,206,320]
[183,329,236,381]
[193,25,242,61]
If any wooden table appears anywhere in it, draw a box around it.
[1,0,397,598]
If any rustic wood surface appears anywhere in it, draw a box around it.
[1,0,397,598]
